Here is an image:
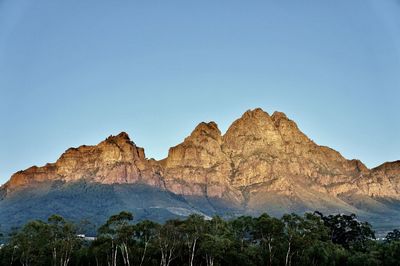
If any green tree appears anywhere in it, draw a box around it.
[98,211,135,266]
[380,240,400,265]
[282,213,301,266]
[180,214,207,266]
[230,216,254,252]
[135,220,159,266]
[91,236,113,266]
[315,212,375,250]
[47,214,80,266]
[156,219,182,266]
[10,220,51,266]
[200,216,233,266]
[253,213,284,266]
[385,229,400,243]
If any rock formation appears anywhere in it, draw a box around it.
[2,108,400,217]
[4,132,164,193]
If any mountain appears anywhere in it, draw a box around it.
[1,108,400,233]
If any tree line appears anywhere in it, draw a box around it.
[1,211,400,266]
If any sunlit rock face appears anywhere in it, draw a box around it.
[5,132,164,193]
[3,108,400,213]
[163,121,237,199]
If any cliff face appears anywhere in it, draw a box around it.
[4,132,164,193]
[3,108,400,213]
[163,121,239,200]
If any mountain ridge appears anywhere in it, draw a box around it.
[1,108,400,231]
[3,108,400,199]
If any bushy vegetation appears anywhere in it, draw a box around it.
[1,211,399,266]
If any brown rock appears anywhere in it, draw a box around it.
[5,132,164,193]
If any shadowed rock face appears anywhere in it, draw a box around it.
[2,108,400,222]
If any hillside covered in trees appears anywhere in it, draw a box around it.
[1,211,400,266]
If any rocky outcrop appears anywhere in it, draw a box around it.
[162,122,242,202]
[4,132,164,194]
[2,108,400,214]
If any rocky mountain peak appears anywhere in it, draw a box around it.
[242,107,268,117]
[4,132,164,191]
[114,131,130,139]
[222,108,284,157]
[271,111,288,124]
[231,108,275,129]
[165,121,225,170]
[103,132,136,148]
[186,121,222,143]
[224,108,276,134]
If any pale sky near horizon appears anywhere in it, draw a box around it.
[1,1,400,185]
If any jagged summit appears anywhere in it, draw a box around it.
[186,121,222,142]
[106,131,132,142]
[231,108,273,127]
[271,111,288,120]
[241,107,269,117]
[103,131,138,149]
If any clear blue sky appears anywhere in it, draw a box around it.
[1,1,399,185]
